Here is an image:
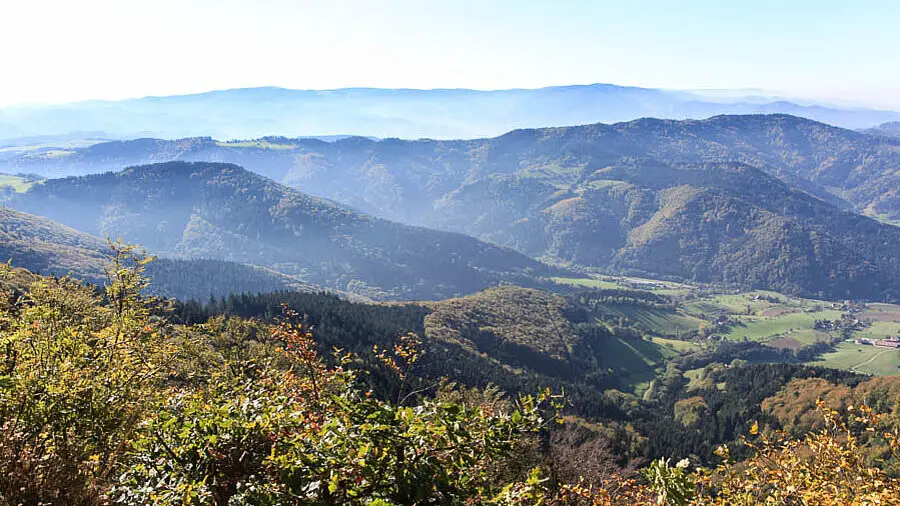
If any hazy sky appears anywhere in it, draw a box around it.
[2,0,898,108]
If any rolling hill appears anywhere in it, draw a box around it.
[0,206,322,300]
[5,161,555,300]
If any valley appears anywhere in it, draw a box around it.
[552,274,900,379]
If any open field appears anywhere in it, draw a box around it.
[723,310,844,343]
[650,336,702,353]
[598,304,706,336]
[550,276,618,289]
[855,320,900,341]
[0,174,38,192]
[596,337,679,394]
[684,292,829,318]
[813,341,900,376]
[553,274,900,373]
[551,275,694,295]
[861,303,900,323]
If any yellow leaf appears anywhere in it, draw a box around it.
[750,420,759,435]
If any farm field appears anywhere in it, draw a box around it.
[650,336,702,353]
[550,276,618,289]
[553,274,900,373]
[722,310,844,343]
[813,341,900,376]
[861,303,900,323]
[551,275,694,296]
[0,174,38,192]
[597,304,705,336]
[595,337,678,394]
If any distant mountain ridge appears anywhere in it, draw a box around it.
[1,84,898,141]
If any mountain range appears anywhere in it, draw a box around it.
[8,114,900,221]
[7,114,900,300]
[2,84,899,141]
[3,161,555,300]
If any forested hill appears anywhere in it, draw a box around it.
[862,121,900,138]
[0,206,108,281]
[456,160,900,301]
[6,161,556,300]
[4,256,900,503]
[0,206,326,300]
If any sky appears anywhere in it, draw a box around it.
[1,0,898,108]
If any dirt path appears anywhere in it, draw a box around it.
[851,349,889,371]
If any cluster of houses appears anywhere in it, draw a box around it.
[831,300,865,313]
[813,314,863,332]
[854,336,900,349]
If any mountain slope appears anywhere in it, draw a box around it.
[2,84,898,141]
[0,206,324,300]
[454,160,900,300]
[7,161,554,300]
[0,206,108,281]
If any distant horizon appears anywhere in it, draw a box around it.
[4,82,898,114]
[3,1,899,109]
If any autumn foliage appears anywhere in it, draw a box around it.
[0,246,898,504]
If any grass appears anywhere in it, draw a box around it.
[579,179,626,191]
[686,292,828,318]
[861,303,900,323]
[519,162,585,189]
[0,174,38,192]
[650,336,702,353]
[722,310,843,343]
[551,274,694,295]
[813,341,900,376]
[550,276,619,289]
[684,367,706,389]
[599,304,706,336]
[595,337,677,394]
[553,274,900,374]
[855,321,900,341]
[683,364,727,391]
[215,140,296,150]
